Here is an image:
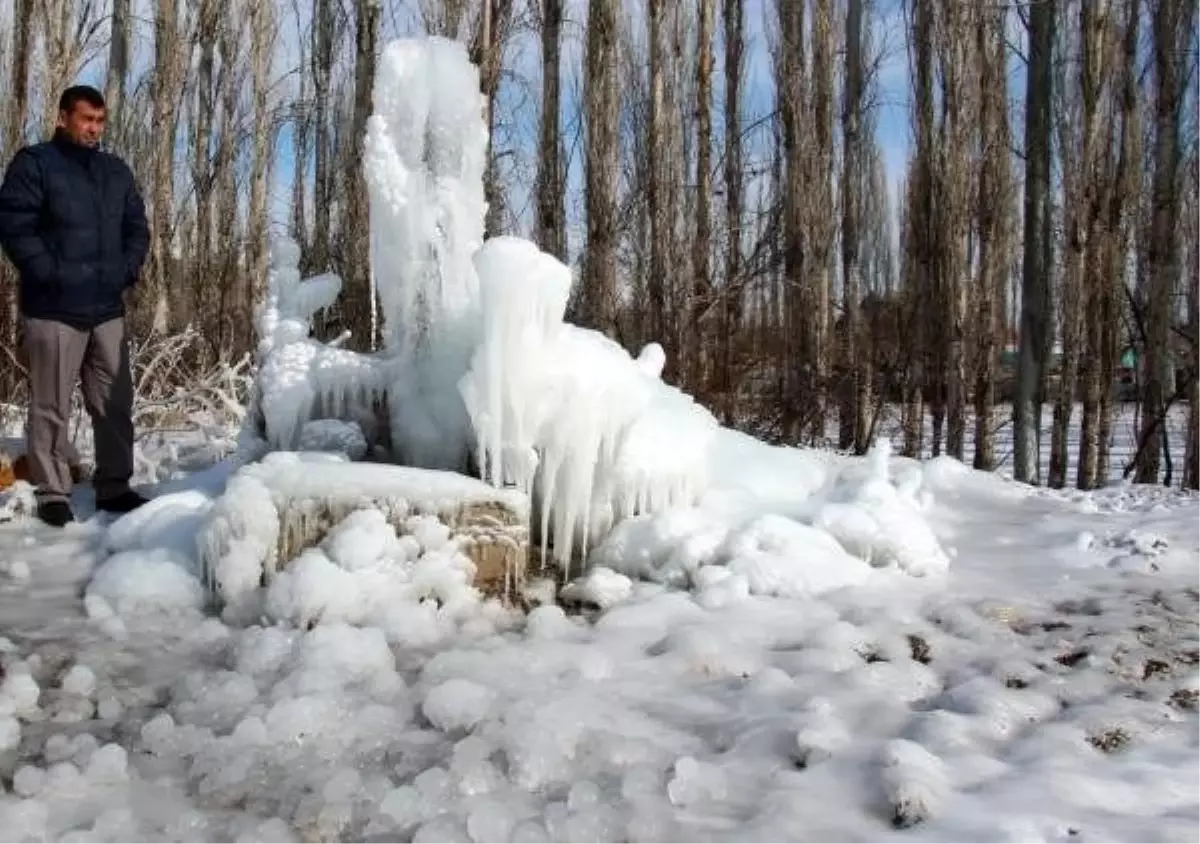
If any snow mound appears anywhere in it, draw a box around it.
[590,439,948,597]
[86,551,205,618]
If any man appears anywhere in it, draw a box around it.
[0,85,150,526]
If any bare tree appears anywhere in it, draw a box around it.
[1098,0,1143,485]
[777,0,809,441]
[693,0,715,395]
[1014,0,1055,484]
[104,0,130,143]
[148,0,187,335]
[972,2,1012,471]
[245,0,275,350]
[902,0,935,458]
[1136,0,1195,484]
[840,0,867,453]
[1183,148,1198,490]
[720,0,744,426]
[1,0,34,380]
[1075,2,1123,490]
[647,0,674,353]
[38,0,104,137]
[583,0,620,335]
[309,0,336,275]
[536,0,566,261]
[344,0,382,347]
[808,0,835,443]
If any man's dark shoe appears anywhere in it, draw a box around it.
[96,491,149,514]
[37,500,76,527]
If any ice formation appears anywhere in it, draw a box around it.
[244,36,717,576]
[234,33,951,601]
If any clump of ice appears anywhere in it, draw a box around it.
[86,552,205,618]
[559,567,633,609]
[422,678,495,732]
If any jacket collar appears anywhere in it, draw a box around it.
[52,128,99,159]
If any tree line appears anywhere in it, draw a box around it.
[0,0,1196,490]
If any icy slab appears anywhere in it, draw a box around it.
[198,452,529,619]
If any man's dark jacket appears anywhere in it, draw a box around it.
[0,130,150,327]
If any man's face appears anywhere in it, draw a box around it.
[58,100,106,147]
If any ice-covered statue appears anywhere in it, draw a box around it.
[242,38,718,575]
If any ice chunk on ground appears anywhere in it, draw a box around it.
[879,739,950,828]
[86,551,204,617]
[60,665,96,699]
[559,567,633,609]
[0,714,20,751]
[423,678,495,732]
[1,670,40,717]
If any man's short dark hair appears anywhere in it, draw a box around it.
[59,85,106,114]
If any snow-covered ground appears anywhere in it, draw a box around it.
[0,426,1196,843]
[1,34,1194,843]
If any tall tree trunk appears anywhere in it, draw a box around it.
[192,0,220,331]
[149,0,183,335]
[584,0,620,335]
[536,0,565,261]
[104,0,130,146]
[908,0,935,458]
[475,0,513,238]
[777,0,806,442]
[808,0,834,443]
[1136,0,1193,484]
[310,0,335,275]
[345,0,381,348]
[1099,0,1143,486]
[647,0,670,349]
[693,0,714,396]
[973,3,1010,472]
[214,18,242,352]
[2,0,34,381]
[721,0,744,426]
[1183,150,1198,490]
[246,0,274,353]
[1014,0,1055,484]
[840,0,866,453]
[936,1,971,462]
[1076,3,1119,490]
